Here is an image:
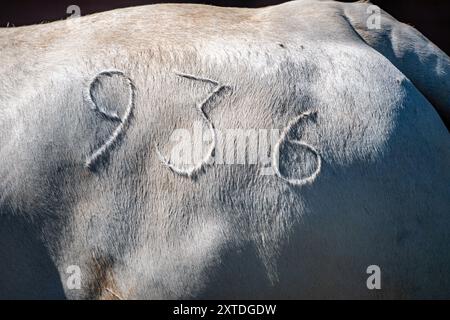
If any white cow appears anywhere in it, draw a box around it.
[0,0,449,299]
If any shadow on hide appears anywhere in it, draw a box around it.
[0,214,66,299]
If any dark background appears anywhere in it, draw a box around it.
[1,0,449,54]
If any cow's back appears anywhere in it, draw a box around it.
[1,1,449,299]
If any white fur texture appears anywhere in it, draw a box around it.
[0,1,449,299]
[155,71,230,178]
[85,70,136,170]
[272,110,322,185]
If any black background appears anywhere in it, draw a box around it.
[1,0,449,54]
